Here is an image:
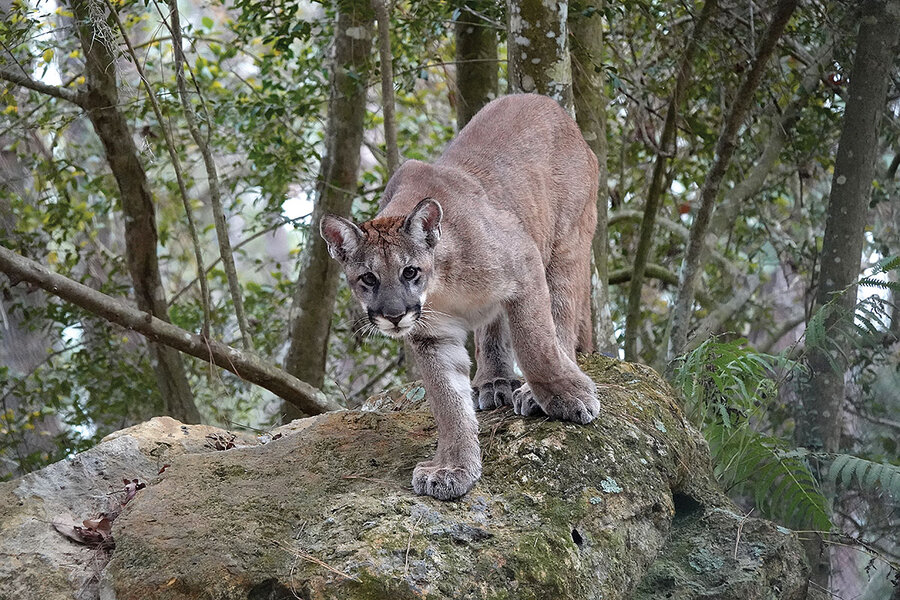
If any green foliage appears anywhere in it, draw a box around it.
[827,454,900,500]
[674,337,831,530]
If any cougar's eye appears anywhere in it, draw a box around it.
[402,266,419,281]
[359,272,378,287]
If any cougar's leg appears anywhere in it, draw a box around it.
[409,320,481,500]
[505,259,599,425]
[546,219,596,358]
[471,313,521,411]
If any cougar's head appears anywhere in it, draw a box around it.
[320,199,442,338]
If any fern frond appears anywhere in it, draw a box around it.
[826,454,900,499]
[856,277,900,292]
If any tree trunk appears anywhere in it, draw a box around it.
[454,1,498,128]
[665,0,799,365]
[506,0,574,116]
[622,0,717,362]
[569,1,616,355]
[795,0,899,587]
[283,0,374,422]
[68,0,201,424]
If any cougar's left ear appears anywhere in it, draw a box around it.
[403,198,442,248]
[320,214,364,262]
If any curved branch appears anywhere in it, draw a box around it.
[0,245,342,415]
[667,0,799,363]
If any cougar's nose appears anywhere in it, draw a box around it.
[382,311,406,326]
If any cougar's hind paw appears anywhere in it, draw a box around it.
[472,378,521,411]
[511,383,545,417]
[534,376,599,425]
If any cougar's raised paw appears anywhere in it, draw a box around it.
[472,378,521,411]
[412,461,480,500]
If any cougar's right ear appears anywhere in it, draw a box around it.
[320,214,363,262]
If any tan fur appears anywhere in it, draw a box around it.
[322,94,600,500]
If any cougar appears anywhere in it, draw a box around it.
[321,94,600,500]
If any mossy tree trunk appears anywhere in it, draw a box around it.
[795,0,899,587]
[283,0,374,422]
[569,1,616,355]
[506,0,573,115]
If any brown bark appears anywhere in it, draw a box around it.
[795,1,898,585]
[666,0,799,365]
[454,1,499,128]
[0,245,341,415]
[622,0,717,362]
[569,1,616,355]
[506,0,573,115]
[66,0,201,423]
[284,0,374,421]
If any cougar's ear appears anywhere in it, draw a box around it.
[320,214,363,262]
[403,198,443,249]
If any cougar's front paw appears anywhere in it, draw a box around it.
[531,375,599,425]
[511,383,545,417]
[472,378,522,411]
[412,460,481,500]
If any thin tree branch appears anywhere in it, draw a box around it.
[0,245,341,415]
[608,209,744,279]
[609,263,679,286]
[0,66,84,106]
[164,0,254,350]
[711,40,834,233]
[759,313,806,353]
[623,0,717,362]
[682,275,761,354]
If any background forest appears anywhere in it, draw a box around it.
[1,0,898,596]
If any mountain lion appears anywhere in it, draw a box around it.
[321,94,600,500]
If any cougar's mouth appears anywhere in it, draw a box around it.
[369,306,421,338]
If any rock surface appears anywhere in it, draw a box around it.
[0,356,811,599]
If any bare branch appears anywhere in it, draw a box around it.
[0,66,83,106]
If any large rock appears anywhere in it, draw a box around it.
[0,356,811,599]
[0,417,257,600]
